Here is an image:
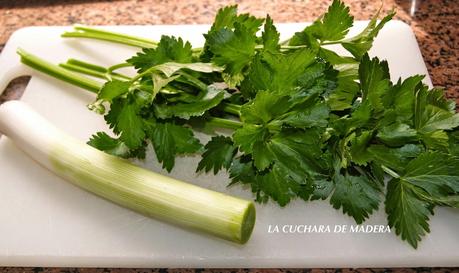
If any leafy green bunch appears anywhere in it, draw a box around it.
[87,38,228,171]
[27,0,458,248]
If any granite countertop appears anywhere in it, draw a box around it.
[0,0,458,272]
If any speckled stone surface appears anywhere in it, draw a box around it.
[0,268,459,273]
[0,0,458,271]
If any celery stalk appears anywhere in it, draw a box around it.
[0,100,255,244]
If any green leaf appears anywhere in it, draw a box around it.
[311,179,335,200]
[147,122,202,172]
[295,62,338,97]
[208,23,257,76]
[430,195,459,208]
[151,74,180,98]
[385,151,459,248]
[153,62,223,77]
[413,86,459,148]
[342,100,373,132]
[154,92,224,120]
[328,77,359,111]
[252,141,273,170]
[228,156,296,205]
[240,91,291,124]
[262,15,280,51]
[256,164,301,206]
[449,130,459,156]
[368,144,423,172]
[358,54,391,113]
[403,151,459,196]
[385,177,432,249]
[105,98,145,149]
[289,0,353,45]
[264,130,329,182]
[421,130,450,151]
[210,5,263,34]
[239,55,272,98]
[117,102,145,149]
[201,5,263,62]
[197,136,237,174]
[377,122,418,147]
[425,88,456,112]
[91,81,143,115]
[98,79,131,102]
[281,102,329,128]
[87,132,130,158]
[127,36,193,72]
[319,48,357,65]
[233,13,265,34]
[310,0,354,41]
[341,10,395,59]
[416,105,459,133]
[349,130,373,165]
[233,124,268,154]
[240,49,316,98]
[382,75,424,123]
[228,156,256,186]
[211,5,238,31]
[288,29,319,49]
[330,173,381,224]
[104,99,123,135]
[221,72,245,89]
[288,2,394,60]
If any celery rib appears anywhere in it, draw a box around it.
[0,100,256,243]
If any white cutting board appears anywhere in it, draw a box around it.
[0,22,458,268]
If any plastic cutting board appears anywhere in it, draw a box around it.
[0,22,458,268]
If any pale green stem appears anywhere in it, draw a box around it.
[107,62,133,73]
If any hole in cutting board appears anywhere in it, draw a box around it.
[0,76,31,138]
[0,76,31,105]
